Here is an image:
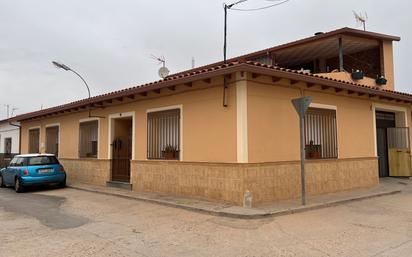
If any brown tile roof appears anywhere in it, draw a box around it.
[0,117,20,124]
[14,60,412,122]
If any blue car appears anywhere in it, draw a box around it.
[0,154,66,192]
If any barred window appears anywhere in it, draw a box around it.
[305,108,338,159]
[28,128,40,153]
[79,120,98,158]
[147,109,180,160]
[46,126,59,156]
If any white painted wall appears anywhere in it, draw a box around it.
[0,121,20,154]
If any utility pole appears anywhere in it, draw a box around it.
[222,1,247,107]
[223,0,247,63]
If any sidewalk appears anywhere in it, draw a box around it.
[67,177,409,219]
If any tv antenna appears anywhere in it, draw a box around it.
[151,54,170,79]
[353,11,368,31]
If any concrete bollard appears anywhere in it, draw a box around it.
[243,190,252,208]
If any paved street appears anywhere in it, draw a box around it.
[1,183,412,257]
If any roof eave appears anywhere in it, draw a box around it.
[16,62,412,122]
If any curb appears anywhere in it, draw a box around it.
[67,185,402,219]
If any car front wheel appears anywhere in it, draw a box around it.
[15,178,24,193]
[0,175,4,188]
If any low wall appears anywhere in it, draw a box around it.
[59,158,110,186]
[132,157,378,205]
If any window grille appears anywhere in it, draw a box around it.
[147,109,180,160]
[28,128,40,153]
[305,108,338,159]
[79,120,98,158]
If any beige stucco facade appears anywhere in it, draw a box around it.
[21,79,238,163]
[18,71,412,205]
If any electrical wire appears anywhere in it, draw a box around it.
[230,0,290,11]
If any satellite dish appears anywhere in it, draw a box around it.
[158,66,170,79]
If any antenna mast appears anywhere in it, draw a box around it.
[353,11,368,31]
[151,54,170,79]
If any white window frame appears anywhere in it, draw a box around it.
[308,102,339,159]
[79,117,100,159]
[146,105,183,161]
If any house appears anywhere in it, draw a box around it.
[15,27,412,205]
[0,118,20,167]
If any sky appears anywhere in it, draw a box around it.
[0,0,411,119]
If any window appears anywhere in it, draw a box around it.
[79,120,98,158]
[28,156,59,166]
[147,109,180,160]
[28,128,40,153]
[46,126,59,156]
[305,107,338,159]
[4,137,12,155]
[9,157,25,167]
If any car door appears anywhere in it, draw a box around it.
[5,157,25,185]
[3,157,16,185]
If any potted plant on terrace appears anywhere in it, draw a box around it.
[376,75,387,86]
[351,69,364,80]
[163,145,178,160]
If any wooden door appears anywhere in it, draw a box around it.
[29,129,40,153]
[387,127,411,177]
[46,126,59,156]
[111,138,131,182]
[111,119,132,182]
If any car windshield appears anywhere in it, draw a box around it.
[27,156,59,166]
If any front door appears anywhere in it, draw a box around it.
[111,118,132,182]
[377,128,389,177]
[376,111,396,177]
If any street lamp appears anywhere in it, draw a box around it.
[52,61,103,118]
[52,61,91,99]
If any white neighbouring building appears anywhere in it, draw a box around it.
[0,118,20,167]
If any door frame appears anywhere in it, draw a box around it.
[373,103,410,177]
[372,103,408,157]
[107,112,135,182]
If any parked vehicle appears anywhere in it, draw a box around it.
[0,154,66,192]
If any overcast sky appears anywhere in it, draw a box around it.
[0,0,411,119]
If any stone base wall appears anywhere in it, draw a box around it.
[132,157,378,205]
[59,158,110,186]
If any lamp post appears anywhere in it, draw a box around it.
[52,61,91,99]
[52,61,103,118]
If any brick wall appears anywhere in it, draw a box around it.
[131,157,379,206]
[59,158,110,186]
